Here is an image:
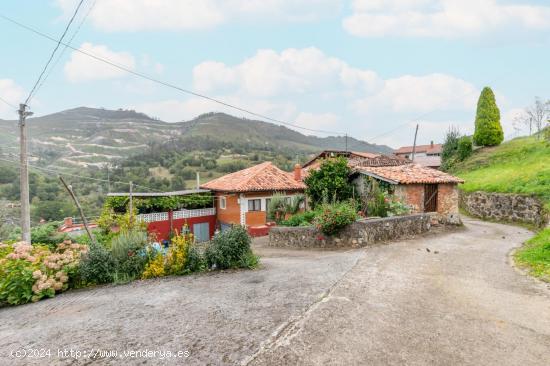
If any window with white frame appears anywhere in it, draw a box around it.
[220,196,226,210]
[248,199,261,211]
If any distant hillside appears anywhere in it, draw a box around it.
[179,112,391,154]
[452,136,550,210]
[0,107,391,169]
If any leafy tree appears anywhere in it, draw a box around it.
[473,87,504,146]
[457,136,473,160]
[441,127,461,171]
[31,199,76,222]
[304,157,353,207]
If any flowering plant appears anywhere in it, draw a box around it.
[0,240,87,305]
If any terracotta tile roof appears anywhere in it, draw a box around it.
[200,162,306,193]
[356,164,464,184]
[394,144,442,155]
[300,150,409,180]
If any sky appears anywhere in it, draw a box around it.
[0,0,549,148]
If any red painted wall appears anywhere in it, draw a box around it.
[146,211,217,242]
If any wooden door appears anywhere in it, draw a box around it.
[424,184,438,212]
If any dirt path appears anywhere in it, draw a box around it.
[0,219,548,365]
[248,218,550,366]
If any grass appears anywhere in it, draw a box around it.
[452,136,550,211]
[514,228,550,282]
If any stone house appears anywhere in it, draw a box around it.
[301,149,463,224]
[352,164,463,224]
[200,162,306,235]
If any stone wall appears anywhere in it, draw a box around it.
[460,191,547,226]
[268,214,431,249]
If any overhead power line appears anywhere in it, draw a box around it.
[0,13,346,136]
[34,0,98,99]
[0,95,17,109]
[23,0,86,105]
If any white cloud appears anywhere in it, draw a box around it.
[134,96,296,123]
[355,73,478,114]
[343,0,550,38]
[138,48,486,144]
[295,112,341,131]
[64,43,136,82]
[55,0,341,32]
[192,47,380,97]
[0,79,24,119]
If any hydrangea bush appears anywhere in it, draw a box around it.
[0,240,87,305]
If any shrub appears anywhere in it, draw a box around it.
[267,193,287,223]
[281,211,317,227]
[304,157,353,207]
[110,230,150,282]
[141,231,193,279]
[205,226,257,270]
[142,252,165,279]
[0,241,87,305]
[79,242,116,285]
[185,245,207,273]
[457,136,473,161]
[314,201,358,236]
[165,232,190,275]
[8,223,68,249]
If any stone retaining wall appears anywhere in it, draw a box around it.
[268,214,431,249]
[460,191,547,226]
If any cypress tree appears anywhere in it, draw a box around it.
[473,87,504,146]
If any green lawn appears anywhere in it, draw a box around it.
[453,137,550,210]
[514,228,550,282]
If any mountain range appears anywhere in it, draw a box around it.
[0,107,392,169]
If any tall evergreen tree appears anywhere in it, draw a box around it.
[473,87,504,146]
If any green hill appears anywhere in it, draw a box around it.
[452,136,550,210]
[0,107,391,169]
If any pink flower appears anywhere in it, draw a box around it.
[32,270,42,279]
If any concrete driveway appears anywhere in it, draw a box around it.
[0,218,549,365]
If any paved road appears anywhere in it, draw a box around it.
[249,219,550,366]
[0,218,548,365]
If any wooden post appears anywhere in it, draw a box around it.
[411,124,419,162]
[18,104,33,243]
[59,176,96,245]
[129,181,133,228]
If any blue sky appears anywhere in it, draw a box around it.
[0,0,549,148]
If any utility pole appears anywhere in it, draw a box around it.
[411,124,419,162]
[18,103,33,243]
[129,181,133,227]
[345,133,348,152]
[107,165,111,193]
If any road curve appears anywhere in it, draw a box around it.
[248,218,550,366]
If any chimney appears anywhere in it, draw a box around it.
[430,140,434,148]
[293,164,302,181]
[64,217,73,228]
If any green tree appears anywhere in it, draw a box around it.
[304,157,353,207]
[441,127,461,171]
[457,136,473,160]
[473,87,504,146]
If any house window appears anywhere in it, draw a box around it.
[248,199,261,211]
[220,196,226,210]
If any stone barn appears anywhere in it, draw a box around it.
[352,164,464,224]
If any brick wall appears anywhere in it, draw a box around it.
[437,184,460,224]
[216,193,241,225]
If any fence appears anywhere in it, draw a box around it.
[136,208,216,223]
